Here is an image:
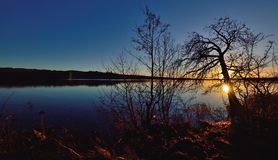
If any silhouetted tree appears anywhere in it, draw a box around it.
[103,54,141,128]
[103,7,190,128]
[231,40,278,121]
[155,32,186,124]
[132,6,170,127]
[103,51,187,128]
[181,17,275,124]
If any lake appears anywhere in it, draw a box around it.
[0,81,227,133]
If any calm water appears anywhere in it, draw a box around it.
[0,83,227,132]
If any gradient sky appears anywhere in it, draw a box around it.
[1,0,278,71]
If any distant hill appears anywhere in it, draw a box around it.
[0,67,148,87]
[0,67,148,79]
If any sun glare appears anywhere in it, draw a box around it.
[223,84,230,93]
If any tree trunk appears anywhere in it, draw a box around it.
[145,35,155,128]
[219,55,246,124]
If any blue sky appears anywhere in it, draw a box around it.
[1,0,277,71]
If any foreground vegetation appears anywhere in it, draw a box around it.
[1,107,278,160]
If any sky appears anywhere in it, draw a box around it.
[1,0,278,71]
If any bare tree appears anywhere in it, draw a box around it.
[181,17,274,124]
[101,54,142,128]
[102,51,186,128]
[155,32,190,124]
[131,6,170,127]
[231,40,278,122]
[102,7,189,128]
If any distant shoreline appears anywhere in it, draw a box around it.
[0,67,277,87]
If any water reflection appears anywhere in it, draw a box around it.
[100,80,228,128]
[0,86,110,132]
[0,81,228,132]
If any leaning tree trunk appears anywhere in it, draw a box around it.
[219,55,246,124]
[226,85,246,124]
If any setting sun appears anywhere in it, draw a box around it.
[223,84,230,93]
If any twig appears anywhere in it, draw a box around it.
[54,139,83,159]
